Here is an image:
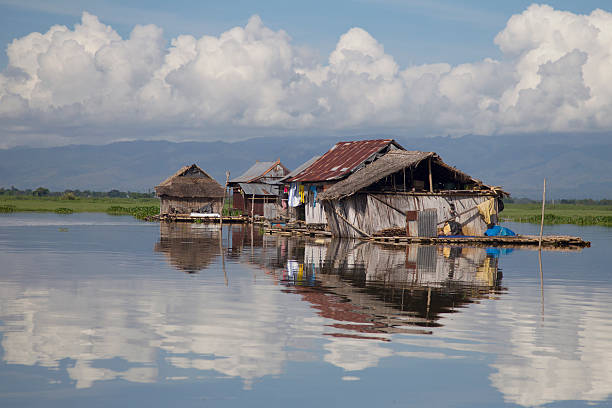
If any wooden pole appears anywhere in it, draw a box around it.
[539,178,546,249]
[539,246,544,317]
[334,207,371,238]
[219,170,230,286]
[220,171,229,227]
[369,194,406,216]
[428,158,433,193]
[251,193,255,221]
[538,177,546,315]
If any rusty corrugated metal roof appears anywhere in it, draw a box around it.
[287,139,402,182]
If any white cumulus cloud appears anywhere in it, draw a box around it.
[1,5,612,147]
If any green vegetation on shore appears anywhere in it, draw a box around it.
[502,203,612,227]
[106,205,159,221]
[2,193,611,226]
[0,196,159,220]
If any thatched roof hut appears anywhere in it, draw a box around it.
[318,150,508,238]
[155,164,225,215]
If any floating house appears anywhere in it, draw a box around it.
[155,164,225,215]
[285,139,404,225]
[318,150,507,238]
[229,159,290,218]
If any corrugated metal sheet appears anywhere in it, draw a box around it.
[230,162,277,183]
[238,183,279,196]
[230,160,289,184]
[287,139,400,182]
[418,209,438,237]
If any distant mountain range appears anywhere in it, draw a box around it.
[1,132,610,199]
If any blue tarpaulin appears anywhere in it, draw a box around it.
[485,226,516,236]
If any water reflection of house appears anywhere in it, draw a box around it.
[293,240,503,330]
[232,230,504,338]
[154,223,221,273]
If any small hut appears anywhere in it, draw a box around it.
[155,164,225,215]
[318,150,507,238]
[229,159,290,218]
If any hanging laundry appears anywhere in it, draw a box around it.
[310,185,317,207]
[288,183,300,207]
[299,184,305,204]
[477,198,497,224]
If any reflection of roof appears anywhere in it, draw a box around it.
[154,223,221,272]
[238,183,279,196]
[155,164,225,198]
[230,159,290,183]
[287,139,402,182]
[280,156,320,182]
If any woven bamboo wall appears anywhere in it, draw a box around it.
[160,197,223,215]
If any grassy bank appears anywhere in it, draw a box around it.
[0,196,159,220]
[502,203,612,227]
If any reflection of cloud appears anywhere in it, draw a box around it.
[324,337,393,372]
[4,220,610,406]
[395,285,612,407]
[0,271,322,389]
[488,287,612,407]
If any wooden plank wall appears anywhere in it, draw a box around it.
[305,200,327,224]
[323,194,492,238]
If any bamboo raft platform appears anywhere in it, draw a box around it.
[264,226,333,238]
[263,226,589,249]
[159,214,248,223]
[367,234,590,250]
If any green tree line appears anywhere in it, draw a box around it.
[0,187,155,199]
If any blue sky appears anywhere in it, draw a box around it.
[2,0,608,68]
[0,1,611,147]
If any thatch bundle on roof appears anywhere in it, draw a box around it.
[156,164,224,198]
[319,150,502,201]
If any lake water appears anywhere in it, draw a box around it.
[0,213,611,408]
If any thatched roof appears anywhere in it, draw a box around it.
[155,164,225,198]
[319,150,503,200]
